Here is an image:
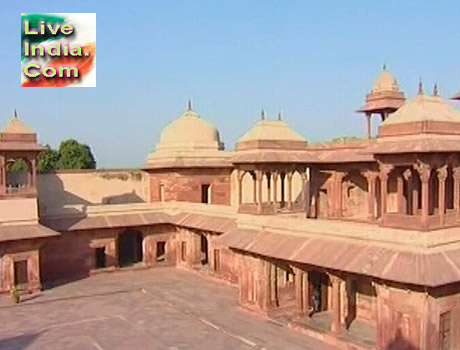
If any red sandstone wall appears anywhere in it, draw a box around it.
[41,231,94,283]
[149,168,231,205]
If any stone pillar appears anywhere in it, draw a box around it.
[308,167,318,218]
[270,263,278,306]
[335,172,345,217]
[366,112,372,139]
[272,172,279,211]
[301,171,308,212]
[379,164,393,217]
[437,165,448,226]
[287,171,293,210]
[293,268,308,317]
[262,260,272,311]
[237,170,244,205]
[403,169,412,215]
[303,270,310,316]
[396,175,404,213]
[363,171,378,221]
[31,158,36,188]
[0,155,4,194]
[294,268,302,314]
[256,170,263,214]
[280,173,286,207]
[415,162,431,228]
[252,173,257,204]
[266,173,272,205]
[330,275,343,333]
[454,167,460,221]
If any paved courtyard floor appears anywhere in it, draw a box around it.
[0,268,337,350]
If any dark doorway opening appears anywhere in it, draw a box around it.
[95,247,106,269]
[156,241,166,262]
[201,184,211,204]
[14,260,28,287]
[309,271,330,313]
[118,230,143,267]
[200,234,209,265]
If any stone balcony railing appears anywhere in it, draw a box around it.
[0,185,37,198]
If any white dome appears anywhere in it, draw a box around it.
[156,107,222,152]
[382,94,460,126]
[238,119,305,143]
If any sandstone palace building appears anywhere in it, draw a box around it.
[2,68,460,350]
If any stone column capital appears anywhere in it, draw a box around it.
[437,165,448,181]
[378,163,394,181]
[362,170,378,181]
[414,162,431,183]
[402,168,412,181]
[453,166,460,179]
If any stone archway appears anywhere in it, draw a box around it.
[118,230,143,267]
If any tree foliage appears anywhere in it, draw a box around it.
[55,139,96,170]
[8,140,96,174]
[37,145,59,173]
[9,158,27,172]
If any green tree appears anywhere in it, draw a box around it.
[37,145,59,173]
[56,139,96,170]
[9,159,27,172]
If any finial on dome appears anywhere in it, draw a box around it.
[278,111,282,120]
[383,63,386,71]
[187,98,192,111]
[261,109,265,120]
[418,78,424,95]
[13,109,18,118]
[433,82,439,96]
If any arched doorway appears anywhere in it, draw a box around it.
[200,234,209,265]
[118,230,143,267]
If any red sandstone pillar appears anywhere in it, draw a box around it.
[294,268,305,316]
[331,275,343,333]
[454,167,460,221]
[287,171,293,210]
[270,263,278,306]
[379,164,393,218]
[303,271,310,316]
[256,170,263,214]
[262,260,272,311]
[0,155,4,194]
[301,171,308,212]
[335,172,345,217]
[415,162,431,228]
[363,171,378,221]
[403,169,412,215]
[437,166,448,226]
[272,172,279,211]
[237,170,244,205]
[252,173,257,204]
[396,175,404,213]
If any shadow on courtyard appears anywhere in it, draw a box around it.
[0,331,44,350]
[0,288,138,310]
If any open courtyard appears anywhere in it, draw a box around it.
[0,268,335,350]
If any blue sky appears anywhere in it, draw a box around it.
[1,1,459,167]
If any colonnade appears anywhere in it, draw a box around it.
[236,167,308,214]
